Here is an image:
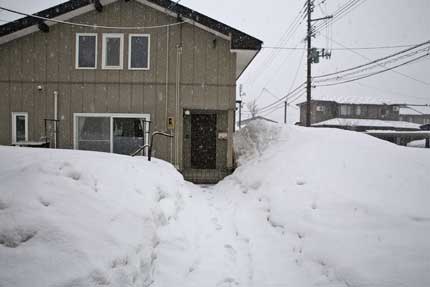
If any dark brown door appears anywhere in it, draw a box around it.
[191,114,217,169]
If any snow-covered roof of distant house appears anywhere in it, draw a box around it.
[241,116,278,125]
[297,95,402,105]
[313,118,421,130]
[399,106,430,115]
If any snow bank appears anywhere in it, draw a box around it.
[226,120,430,286]
[407,139,427,148]
[1,120,430,287]
[0,147,185,287]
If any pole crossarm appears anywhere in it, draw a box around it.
[310,15,333,22]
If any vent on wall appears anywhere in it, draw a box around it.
[316,106,325,112]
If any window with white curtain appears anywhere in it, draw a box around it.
[102,33,124,69]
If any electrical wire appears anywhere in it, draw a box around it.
[313,47,430,84]
[0,6,185,30]
[314,0,368,35]
[313,40,430,79]
[320,35,430,86]
[261,44,419,51]
[257,83,306,114]
[315,53,429,87]
[255,42,305,104]
[245,4,306,85]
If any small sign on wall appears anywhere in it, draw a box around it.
[167,117,175,129]
[218,132,228,140]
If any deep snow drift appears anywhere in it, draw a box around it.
[0,148,186,287]
[1,121,430,287]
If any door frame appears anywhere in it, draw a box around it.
[73,113,150,152]
[182,109,222,170]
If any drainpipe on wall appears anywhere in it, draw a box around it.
[175,44,182,169]
[166,25,173,163]
[53,90,58,149]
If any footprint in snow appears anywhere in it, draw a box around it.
[296,179,306,186]
[211,217,223,230]
[216,277,239,287]
[224,244,237,262]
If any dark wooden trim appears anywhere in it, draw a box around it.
[0,0,262,50]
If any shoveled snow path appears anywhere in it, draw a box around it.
[152,182,329,287]
[151,122,430,287]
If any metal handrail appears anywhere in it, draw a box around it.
[130,144,150,157]
[130,131,174,160]
[148,131,174,161]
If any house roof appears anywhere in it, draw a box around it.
[313,118,421,130]
[399,106,430,116]
[241,116,278,125]
[0,0,262,50]
[297,95,402,106]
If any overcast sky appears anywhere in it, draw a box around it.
[1,0,429,123]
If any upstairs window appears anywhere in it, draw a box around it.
[355,106,361,116]
[12,112,28,144]
[128,34,150,70]
[102,33,124,69]
[340,105,352,116]
[76,33,97,69]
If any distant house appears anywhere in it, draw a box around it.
[297,96,402,126]
[297,96,430,147]
[399,106,430,125]
[0,0,262,183]
[312,118,421,132]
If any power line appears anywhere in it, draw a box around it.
[313,40,430,79]
[245,4,306,85]
[261,44,419,51]
[313,47,430,85]
[255,42,306,104]
[314,0,368,35]
[0,6,184,30]
[320,35,430,86]
[315,53,429,87]
[257,83,306,114]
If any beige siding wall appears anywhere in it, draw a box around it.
[0,0,236,169]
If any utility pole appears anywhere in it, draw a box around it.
[284,100,287,124]
[305,1,332,127]
[306,0,312,127]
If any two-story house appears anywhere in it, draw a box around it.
[399,106,430,125]
[0,0,262,183]
[297,97,421,132]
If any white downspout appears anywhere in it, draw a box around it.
[175,45,182,169]
[53,90,58,148]
[166,25,173,163]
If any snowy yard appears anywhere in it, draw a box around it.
[1,121,430,287]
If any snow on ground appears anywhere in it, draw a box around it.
[0,148,186,287]
[407,139,427,148]
[1,120,430,287]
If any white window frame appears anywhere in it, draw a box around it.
[128,34,151,70]
[73,113,151,153]
[340,105,351,116]
[75,33,98,70]
[102,33,124,70]
[11,112,28,144]
[355,106,361,116]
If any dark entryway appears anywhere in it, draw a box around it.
[191,114,217,169]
